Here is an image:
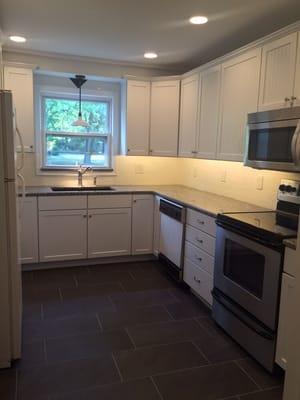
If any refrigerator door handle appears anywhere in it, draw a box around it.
[16,126,25,172]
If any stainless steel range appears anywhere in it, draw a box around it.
[212,180,299,372]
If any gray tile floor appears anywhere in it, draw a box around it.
[0,261,283,399]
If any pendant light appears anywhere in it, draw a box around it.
[70,74,89,127]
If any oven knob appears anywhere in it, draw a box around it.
[291,187,297,193]
[285,185,293,193]
[279,184,286,192]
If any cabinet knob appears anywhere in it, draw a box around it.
[285,97,290,102]
[83,215,87,218]
[149,149,153,154]
[197,257,202,262]
[194,276,201,283]
[127,148,130,152]
[197,219,205,225]
[196,238,203,244]
[89,215,92,219]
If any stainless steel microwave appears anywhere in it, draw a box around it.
[244,106,300,172]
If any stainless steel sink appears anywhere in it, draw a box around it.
[51,186,115,192]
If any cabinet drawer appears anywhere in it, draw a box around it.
[185,225,215,256]
[184,241,214,276]
[183,258,213,305]
[38,195,87,211]
[284,247,297,277]
[88,194,132,209]
[186,209,216,237]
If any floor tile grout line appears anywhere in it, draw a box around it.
[128,271,136,280]
[14,368,18,400]
[43,337,48,365]
[233,360,262,390]
[124,327,137,349]
[162,305,175,320]
[95,313,104,332]
[111,353,124,382]
[193,317,216,338]
[150,376,165,400]
[73,275,79,287]
[190,340,211,364]
[58,287,64,302]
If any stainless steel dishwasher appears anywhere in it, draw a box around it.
[158,198,186,281]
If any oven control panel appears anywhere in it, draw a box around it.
[278,179,300,203]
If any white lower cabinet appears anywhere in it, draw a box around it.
[19,197,38,264]
[183,258,213,305]
[132,194,154,255]
[88,208,132,258]
[276,272,295,370]
[153,196,162,256]
[39,210,87,262]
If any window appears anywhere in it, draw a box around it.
[42,95,113,170]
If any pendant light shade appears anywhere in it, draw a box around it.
[70,75,89,127]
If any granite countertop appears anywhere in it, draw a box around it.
[23,185,268,217]
[283,238,297,250]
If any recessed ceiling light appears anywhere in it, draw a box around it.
[9,35,27,43]
[144,52,158,59]
[189,16,208,25]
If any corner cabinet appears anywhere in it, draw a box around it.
[149,80,180,157]
[197,65,221,159]
[258,32,298,111]
[3,66,35,152]
[19,197,39,264]
[126,80,150,155]
[132,194,154,255]
[178,74,199,158]
[217,49,261,161]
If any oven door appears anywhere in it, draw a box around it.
[245,119,300,171]
[214,226,282,330]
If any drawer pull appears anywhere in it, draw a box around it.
[194,276,201,283]
[196,238,203,244]
[197,219,205,225]
[197,257,202,262]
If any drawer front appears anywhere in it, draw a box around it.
[186,208,216,237]
[88,194,132,209]
[184,241,214,276]
[284,247,297,277]
[183,258,213,305]
[185,225,215,256]
[38,195,87,211]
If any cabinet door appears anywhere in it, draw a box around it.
[126,80,150,155]
[19,197,38,264]
[276,273,295,370]
[293,32,300,107]
[132,194,154,255]
[4,67,34,152]
[88,208,131,258]
[218,49,261,161]
[197,65,221,159]
[178,74,199,158]
[150,80,180,157]
[153,196,162,257]
[39,210,87,262]
[259,33,298,111]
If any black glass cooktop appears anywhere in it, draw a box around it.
[217,211,298,246]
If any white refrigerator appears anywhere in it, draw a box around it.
[0,90,23,368]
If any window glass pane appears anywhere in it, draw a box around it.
[46,135,109,167]
[44,97,110,133]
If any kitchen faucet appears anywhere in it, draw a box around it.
[77,165,92,186]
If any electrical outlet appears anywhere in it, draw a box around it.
[134,164,144,174]
[220,170,227,183]
[256,176,264,190]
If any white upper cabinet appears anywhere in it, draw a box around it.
[132,194,154,255]
[294,32,300,107]
[258,32,298,111]
[149,80,180,157]
[218,49,261,161]
[178,74,199,158]
[126,80,150,155]
[4,66,35,152]
[197,65,221,159]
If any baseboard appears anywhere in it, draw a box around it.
[22,254,157,271]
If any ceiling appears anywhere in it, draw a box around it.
[1,0,300,72]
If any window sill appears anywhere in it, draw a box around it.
[37,168,117,177]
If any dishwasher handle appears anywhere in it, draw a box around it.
[159,199,185,223]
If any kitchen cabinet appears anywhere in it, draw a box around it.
[294,32,300,107]
[88,208,131,258]
[149,80,180,157]
[153,195,162,256]
[197,65,221,159]
[19,197,38,264]
[132,194,154,255]
[276,272,295,370]
[178,74,199,157]
[4,66,34,152]
[126,80,150,155]
[258,32,298,111]
[217,49,261,161]
[39,210,87,262]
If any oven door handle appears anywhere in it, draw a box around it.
[212,289,275,341]
[216,220,282,249]
[291,120,300,166]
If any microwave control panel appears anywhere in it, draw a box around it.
[278,179,300,203]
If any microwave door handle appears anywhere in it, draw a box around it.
[291,121,300,165]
